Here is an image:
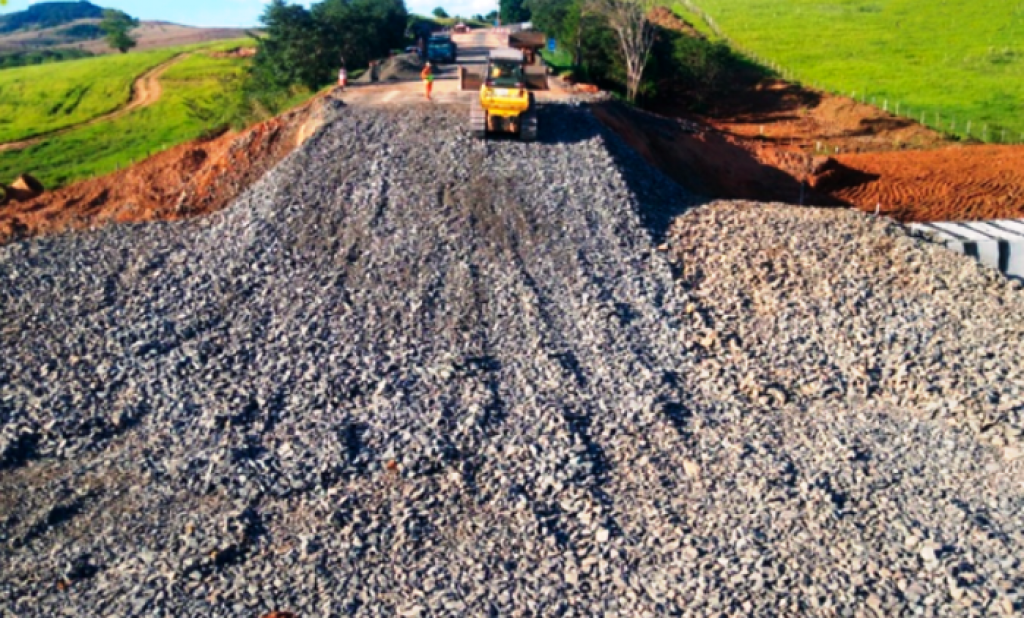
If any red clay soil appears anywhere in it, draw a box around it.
[593,101,843,207]
[0,94,336,244]
[834,146,1024,222]
[691,81,951,155]
[648,7,706,40]
[595,100,1024,223]
[627,15,1024,223]
[646,14,951,156]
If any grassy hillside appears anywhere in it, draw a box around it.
[0,40,306,189]
[681,0,1024,142]
[0,49,180,142]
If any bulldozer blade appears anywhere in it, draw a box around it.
[470,102,487,139]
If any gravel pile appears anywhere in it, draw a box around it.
[355,54,424,83]
[1,104,1023,616]
[669,202,1024,446]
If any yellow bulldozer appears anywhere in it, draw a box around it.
[469,48,540,141]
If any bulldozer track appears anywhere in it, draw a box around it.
[0,53,190,153]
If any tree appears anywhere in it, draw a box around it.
[251,0,408,95]
[99,9,139,53]
[252,0,324,91]
[525,0,572,39]
[499,0,531,25]
[591,0,653,102]
[432,7,449,18]
[315,0,408,71]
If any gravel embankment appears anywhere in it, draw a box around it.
[1,104,1023,616]
[670,202,1024,446]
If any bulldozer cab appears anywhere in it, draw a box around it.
[488,59,523,87]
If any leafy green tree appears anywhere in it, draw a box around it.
[248,0,408,111]
[99,9,139,54]
[499,0,531,24]
[432,7,449,18]
[525,0,572,39]
[315,0,408,71]
[251,0,324,91]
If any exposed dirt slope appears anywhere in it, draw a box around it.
[633,11,1024,222]
[648,6,706,39]
[592,102,842,206]
[600,100,1024,223]
[690,80,951,154]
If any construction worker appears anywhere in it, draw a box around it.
[421,62,434,101]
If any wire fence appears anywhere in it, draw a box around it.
[673,0,1024,146]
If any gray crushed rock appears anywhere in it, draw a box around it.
[0,105,1022,616]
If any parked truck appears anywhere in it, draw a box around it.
[426,35,457,64]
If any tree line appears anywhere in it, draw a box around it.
[248,0,407,95]
[185,0,408,133]
[514,0,750,107]
[0,48,94,69]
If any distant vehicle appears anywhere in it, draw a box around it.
[405,45,419,54]
[453,23,469,34]
[426,35,457,64]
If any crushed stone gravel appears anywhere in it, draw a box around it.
[1,104,1022,616]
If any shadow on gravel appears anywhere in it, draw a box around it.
[588,100,865,240]
[583,102,710,240]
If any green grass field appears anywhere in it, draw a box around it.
[0,49,181,143]
[0,45,288,189]
[680,0,1024,141]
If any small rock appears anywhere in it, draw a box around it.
[919,542,941,564]
[683,459,700,479]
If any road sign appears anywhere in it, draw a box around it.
[548,39,556,52]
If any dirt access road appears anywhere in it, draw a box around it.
[0,28,575,244]
[339,29,573,107]
[0,53,188,153]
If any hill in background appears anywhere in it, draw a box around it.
[0,2,249,59]
[0,1,104,33]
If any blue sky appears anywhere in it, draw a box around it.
[0,0,499,28]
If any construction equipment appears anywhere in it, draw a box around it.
[470,48,538,141]
[427,34,457,64]
[508,31,546,66]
